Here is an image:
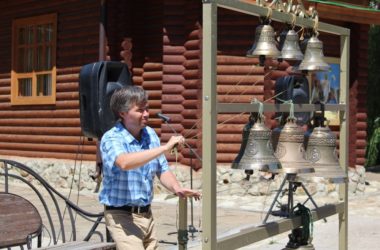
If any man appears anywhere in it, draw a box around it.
[99,85,201,249]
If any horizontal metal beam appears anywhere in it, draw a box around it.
[216,0,350,36]
[217,202,344,250]
[217,103,346,113]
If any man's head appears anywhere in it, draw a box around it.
[110,85,148,119]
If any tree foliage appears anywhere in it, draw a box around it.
[366,25,380,166]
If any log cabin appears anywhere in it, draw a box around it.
[0,0,379,172]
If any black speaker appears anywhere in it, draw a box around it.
[79,61,132,139]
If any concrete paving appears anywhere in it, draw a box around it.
[2,173,380,250]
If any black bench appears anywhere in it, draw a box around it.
[0,159,115,250]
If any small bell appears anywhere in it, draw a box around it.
[246,25,263,58]
[272,119,314,174]
[250,24,281,59]
[298,35,330,71]
[280,29,304,61]
[232,117,282,173]
[299,126,347,183]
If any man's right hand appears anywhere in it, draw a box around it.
[164,135,185,153]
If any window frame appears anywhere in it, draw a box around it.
[11,13,57,105]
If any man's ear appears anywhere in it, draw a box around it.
[119,111,127,119]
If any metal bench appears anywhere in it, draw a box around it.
[0,159,115,250]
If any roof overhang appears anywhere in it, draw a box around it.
[307,1,380,25]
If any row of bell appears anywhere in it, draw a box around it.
[246,23,330,71]
[232,118,347,183]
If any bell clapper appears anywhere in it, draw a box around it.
[244,169,254,181]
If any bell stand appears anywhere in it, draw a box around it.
[262,171,325,224]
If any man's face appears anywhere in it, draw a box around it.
[120,102,149,130]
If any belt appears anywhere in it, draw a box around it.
[105,204,151,214]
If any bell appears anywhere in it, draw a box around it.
[272,119,314,174]
[232,118,282,173]
[231,115,255,169]
[298,35,330,71]
[247,24,281,59]
[246,25,263,57]
[280,29,304,61]
[299,126,347,183]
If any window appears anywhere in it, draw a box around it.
[11,13,57,105]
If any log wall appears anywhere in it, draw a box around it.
[0,0,370,169]
[0,0,100,161]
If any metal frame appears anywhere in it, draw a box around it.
[200,1,350,249]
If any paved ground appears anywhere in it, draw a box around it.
[2,172,380,250]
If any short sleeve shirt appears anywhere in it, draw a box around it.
[99,122,169,207]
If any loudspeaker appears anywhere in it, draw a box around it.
[79,61,132,139]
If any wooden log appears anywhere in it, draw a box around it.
[0,126,82,136]
[56,74,79,83]
[182,79,202,88]
[217,55,260,65]
[0,142,96,154]
[216,134,243,143]
[217,75,264,85]
[143,62,163,70]
[182,59,200,69]
[162,95,184,104]
[182,89,200,98]
[217,144,241,153]
[161,126,185,136]
[182,69,200,79]
[183,50,200,59]
[142,81,163,90]
[217,85,263,95]
[184,39,200,50]
[216,153,240,163]
[56,92,79,100]
[56,82,78,92]
[356,112,367,121]
[142,71,163,80]
[0,86,10,95]
[162,84,185,93]
[163,46,186,55]
[0,118,80,127]
[163,65,185,74]
[181,110,200,119]
[163,55,186,64]
[161,104,184,113]
[0,134,95,145]
[0,150,96,161]
[218,95,262,103]
[0,109,79,118]
[146,90,162,99]
[57,66,82,74]
[217,65,263,75]
[182,100,199,109]
[162,75,185,83]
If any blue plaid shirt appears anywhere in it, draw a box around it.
[99,122,169,207]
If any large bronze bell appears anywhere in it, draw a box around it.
[272,119,314,174]
[231,115,255,169]
[298,35,330,71]
[299,126,347,183]
[232,117,282,173]
[280,29,304,61]
[247,24,281,59]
